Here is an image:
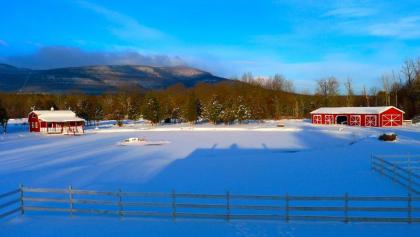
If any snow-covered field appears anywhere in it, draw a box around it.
[1,120,420,236]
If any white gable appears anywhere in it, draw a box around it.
[30,110,85,122]
[310,106,404,115]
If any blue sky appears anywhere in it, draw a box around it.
[0,0,419,92]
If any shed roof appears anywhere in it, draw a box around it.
[30,110,85,122]
[310,106,404,114]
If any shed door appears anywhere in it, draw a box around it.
[365,115,377,127]
[381,114,401,127]
[349,115,361,126]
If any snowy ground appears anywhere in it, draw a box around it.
[1,120,420,236]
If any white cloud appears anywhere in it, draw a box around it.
[367,16,420,39]
[322,7,376,18]
[77,1,167,41]
[2,46,185,69]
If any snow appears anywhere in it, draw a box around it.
[310,106,404,114]
[1,120,420,236]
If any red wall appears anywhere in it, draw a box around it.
[379,107,404,126]
[311,107,404,127]
[28,112,40,132]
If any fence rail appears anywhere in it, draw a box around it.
[1,185,420,223]
[371,155,420,195]
[0,188,21,219]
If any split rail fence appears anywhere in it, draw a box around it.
[371,155,420,195]
[1,185,420,223]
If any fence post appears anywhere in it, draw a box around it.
[408,157,413,191]
[118,188,123,218]
[344,192,349,223]
[69,185,73,217]
[19,184,24,215]
[408,193,412,224]
[408,169,413,192]
[172,189,176,221]
[285,193,289,222]
[226,191,230,222]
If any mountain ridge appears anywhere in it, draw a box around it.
[0,64,228,94]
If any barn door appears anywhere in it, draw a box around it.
[349,115,361,126]
[381,114,401,127]
[365,115,377,127]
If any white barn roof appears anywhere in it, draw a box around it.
[310,106,404,115]
[30,110,85,122]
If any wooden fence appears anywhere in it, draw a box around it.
[371,155,420,195]
[1,185,419,223]
[0,187,21,219]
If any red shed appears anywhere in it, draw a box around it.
[28,108,85,135]
[310,106,404,127]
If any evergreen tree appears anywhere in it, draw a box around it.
[202,95,223,124]
[127,99,141,120]
[92,103,104,126]
[142,95,161,124]
[76,97,103,126]
[0,102,9,134]
[182,92,201,123]
[236,97,251,123]
[220,99,236,124]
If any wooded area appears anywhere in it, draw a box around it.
[0,58,419,128]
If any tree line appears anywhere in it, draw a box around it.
[0,58,419,132]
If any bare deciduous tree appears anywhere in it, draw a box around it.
[369,87,378,106]
[362,85,370,107]
[381,73,392,106]
[316,76,339,106]
[344,78,354,106]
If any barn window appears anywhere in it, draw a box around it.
[349,115,361,126]
[313,115,322,124]
[365,115,377,127]
[325,115,334,124]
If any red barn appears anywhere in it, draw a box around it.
[28,108,85,135]
[310,106,405,127]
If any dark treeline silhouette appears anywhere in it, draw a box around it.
[0,58,419,127]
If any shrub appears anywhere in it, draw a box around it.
[378,133,397,141]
